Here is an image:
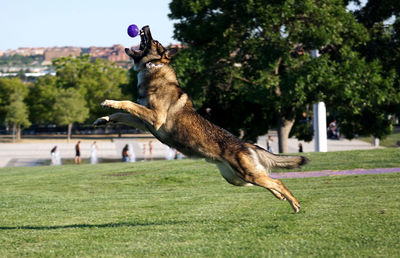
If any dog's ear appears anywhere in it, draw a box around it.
[161,48,178,63]
[165,48,178,59]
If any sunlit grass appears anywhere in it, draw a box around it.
[0,149,399,257]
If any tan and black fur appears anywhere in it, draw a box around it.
[94,26,308,213]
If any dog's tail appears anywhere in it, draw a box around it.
[249,144,309,171]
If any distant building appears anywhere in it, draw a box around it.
[30,48,46,56]
[87,44,130,62]
[1,44,185,70]
[108,45,131,62]
[16,47,46,56]
[42,47,81,65]
[2,47,46,57]
[169,43,184,50]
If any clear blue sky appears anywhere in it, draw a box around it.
[0,0,177,51]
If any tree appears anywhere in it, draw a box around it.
[52,88,89,141]
[354,0,400,121]
[354,0,399,29]
[52,55,129,122]
[5,93,31,141]
[0,78,31,141]
[298,49,399,139]
[169,0,375,153]
[27,55,130,138]
[26,75,58,124]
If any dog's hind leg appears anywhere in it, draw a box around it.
[245,172,300,212]
[215,160,287,200]
[214,161,253,186]
[269,189,287,201]
[229,151,301,213]
[252,175,300,212]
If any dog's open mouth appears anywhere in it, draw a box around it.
[125,25,152,59]
[140,26,152,50]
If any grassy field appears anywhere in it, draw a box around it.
[1,149,400,257]
[275,148,400,172]
[359,130,400,148]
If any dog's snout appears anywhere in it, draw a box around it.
[141,25,153,41]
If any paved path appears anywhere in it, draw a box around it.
[271,167,400,179]
[256,134,380,153]
[0,138,172,167]
[0,133,382,168]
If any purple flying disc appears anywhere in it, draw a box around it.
[127,24,139,38]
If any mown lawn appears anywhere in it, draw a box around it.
[358,130,400,148]
[0,149,399,257]
[274,148,400,172]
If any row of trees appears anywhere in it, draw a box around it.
[169,0,400,152]
[1,0,399,152]
[0,55,135,141]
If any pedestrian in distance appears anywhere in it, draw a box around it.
[90,141,98,164]
[266,135,274,153]
[50,146,57,166]
[148,141,153,161]
[122,144,131,162]
[327,119,340,139]
[75,141,82,164]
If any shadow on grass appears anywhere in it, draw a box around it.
[0,220,185,231]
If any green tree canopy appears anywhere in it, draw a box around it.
[52,88,89,126]
[28,55,130,125]
[26,75,58,124]
[170,0,399,152]
[4,93,31,129]
[52,55,129,122]
[0,77,31,140]
[354,0,400,120]
[52,87,89,141]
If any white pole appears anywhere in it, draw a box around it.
[372,136,380,147]
[311,49,327,152]
[313,102,328,152]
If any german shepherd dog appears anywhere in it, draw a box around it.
[94,26,308,213]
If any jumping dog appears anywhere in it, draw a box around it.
[94,26,308,212]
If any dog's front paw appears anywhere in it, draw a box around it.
[93,116,110,126]
[101,100,121,109]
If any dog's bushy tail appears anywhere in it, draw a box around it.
[251,145,309,170]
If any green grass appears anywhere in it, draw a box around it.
[1,149,400,257]
[359,130,400,148]
[276,148,400,172]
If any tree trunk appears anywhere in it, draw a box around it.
[273,58,295,153]
[16,124,21,141]
[67,123,73,143]
[277,117,295,153]
[12,123,16,143]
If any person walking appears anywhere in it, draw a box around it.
[128,143,136,162]
[122,144,130,162]
[298,143,303,153]
[90,141,98,164]
[50,146,57,166]
[148,141,153,161]
[142,143,147,161]
[266,135,274,153]
[74,141,82,164]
